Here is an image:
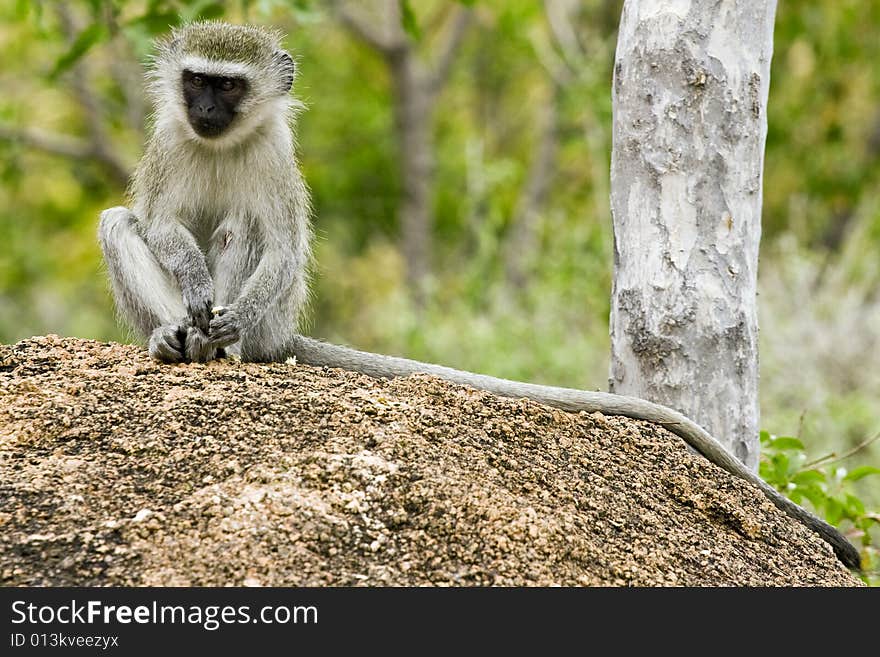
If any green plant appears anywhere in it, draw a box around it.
[760,430,880,584]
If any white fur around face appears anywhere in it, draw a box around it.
[179,54,252,79]
[150,56,293,151]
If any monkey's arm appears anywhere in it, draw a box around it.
[288,335,861,571]
[210,243,301,347]
[143,222,215,332]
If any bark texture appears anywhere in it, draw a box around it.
[609,0,778,470]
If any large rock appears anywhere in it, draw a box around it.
[0,335,860,586]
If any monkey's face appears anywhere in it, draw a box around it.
[181,70,249,138]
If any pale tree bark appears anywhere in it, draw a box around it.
[334,1,472,303]
[609,0,778,470]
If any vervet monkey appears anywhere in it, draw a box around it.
[98,21,859,570]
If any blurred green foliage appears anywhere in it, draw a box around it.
[760,430,879,583]
[0,1,877,505]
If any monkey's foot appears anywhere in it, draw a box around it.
[148,325,187,363]
[184,326,218,363]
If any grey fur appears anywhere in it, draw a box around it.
[99,22,311,363]
[98,22,859,570]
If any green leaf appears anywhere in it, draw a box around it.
[792,482,824,503]
[800,487,827,511]
[50,23,107,79]
[180,0,227,23]
[759,430,771,444]
[770,436,804,451]
[285,0,323,26]
[125,12,179,37]
[15,0,31,19]
[400,0,420,41]
[84,0,105,15]
[771,452,791,482]
[195,3,226,20]
[792,470,825,485]
[825,498,843,526]
[843,466,880,482]
[844,493,865,517]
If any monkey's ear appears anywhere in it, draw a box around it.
[274,49,296,92]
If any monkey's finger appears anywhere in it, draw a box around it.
[184,295,213,329]
[185,327,217,363]
[149,332,185,363]
[148,325,187,362]
[210,332,240,348]
[167,329,184,352]
[151,343,180,362]
[190,308,212,332]
[209,314,227,327]
[210,319,239,336]
[207,324,240,346]
[210,315,240,336]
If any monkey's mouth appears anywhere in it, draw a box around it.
[190,118,230,138]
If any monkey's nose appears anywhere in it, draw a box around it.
[196,104,215,115]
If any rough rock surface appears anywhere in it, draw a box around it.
[0,336,860,586]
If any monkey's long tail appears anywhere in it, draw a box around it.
[289,335,862,571]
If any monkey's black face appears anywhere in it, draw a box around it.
[181,70,249,138]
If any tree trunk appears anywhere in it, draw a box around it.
[334,2,471,304]
[390,51,433,302]
[609,0,778,471]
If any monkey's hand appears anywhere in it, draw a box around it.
[182,283,214,333]
[209,305,242,348]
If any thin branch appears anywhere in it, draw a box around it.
[427,6,473,97]
[91,3,145,133]
[800,430,880,470]
[543,0,584,70]
[530,29,574,87]
[58,6,106,140]
[51,4,130,185]
[334,0,403,55]
[0,124,130,186]
[0,124,94,159]
[423,2,453,35]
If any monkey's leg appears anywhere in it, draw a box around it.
[208,229,308,361]
[98,206,203,362]
[205,225,249,358]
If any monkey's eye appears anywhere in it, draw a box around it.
[191,75,205,88]
[219,78,237,92]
